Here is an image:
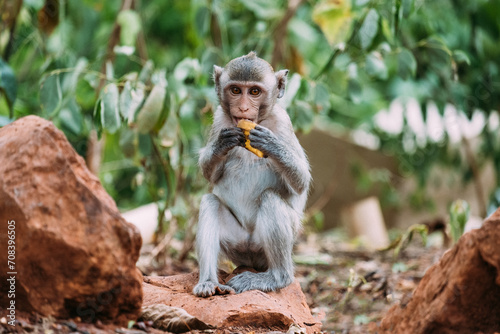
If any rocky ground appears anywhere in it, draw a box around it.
[295,231,446,333]
[0,227,446,334]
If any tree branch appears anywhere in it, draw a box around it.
[271,0,306,68]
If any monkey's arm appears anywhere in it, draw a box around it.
[249,125,311,194]
[199,127,246,183]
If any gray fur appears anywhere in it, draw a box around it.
[193,54,311,297]
[225,51,274,82]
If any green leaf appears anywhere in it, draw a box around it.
[290,100,314,132]
[194,6,210,37]
[381,18,394,44]
[398,48,417,79]
[238,0,282,20]
[0,59,17,116]
[138,60,154,83]
[117,10,142,47]
[358,8,379,50]
[421,36,452,56]
[120,78,146,124]
[348,79,363,104]
[76,76,97,110]
[62,57,88,95]
[83,71,100,90]
[105,61,114,81]
[314,83,331,112]
[312,0,353,46]
[365,52,388,79]
[159,110,178,147]
[40,74,63,117]
[100,83,121,134]
[136,84,166,134]
[449,199,470,242]
[119,129,137,158]
[179,99,200,138]
[283,73,302,108]
[401,0,414,17]
[179,98,197,119]
[151,69,168,87]
[119,81,134,120]
[24,0,44,10]
[173,58,201,83]
[452,50,471,65]
[59,98,83,135]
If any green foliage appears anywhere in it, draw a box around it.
[448,199,470,243]
[0,59,17,116]
[381,224,428,258]
[117,10,142,47]
[312,0,352,46]
[98,83,121,134]
[1,0,500,240]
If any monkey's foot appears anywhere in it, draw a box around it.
[193,281,234,298]
[227,271,292,294]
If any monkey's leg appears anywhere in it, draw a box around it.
[227,190,299,293]
[193,194,235,297]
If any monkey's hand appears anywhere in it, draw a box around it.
[248,125,285,158]
[213,127,246,157]
[249,125,310,194]
[193,281,234,298]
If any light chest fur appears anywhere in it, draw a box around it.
[212,147,290,228]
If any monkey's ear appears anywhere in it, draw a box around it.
[213,65,223,88]
[276,69,288,99]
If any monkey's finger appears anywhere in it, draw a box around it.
[219,128,240,139]
[252,124,271,134]
[248,133,269,146]
[221,129,245,146]
[228,136,245,146]
[252,125,276,138]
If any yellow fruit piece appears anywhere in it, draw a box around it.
[237,119,264,158]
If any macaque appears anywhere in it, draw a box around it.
[193,52,311,297]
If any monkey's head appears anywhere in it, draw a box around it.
[214,52,288,125]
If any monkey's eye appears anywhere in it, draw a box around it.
[230,87,241,94]
[249,88,261,96]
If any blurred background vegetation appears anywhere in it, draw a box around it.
[1,0,500,252]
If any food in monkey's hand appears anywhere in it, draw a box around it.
[237,119,264,158]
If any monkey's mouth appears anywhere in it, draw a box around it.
[233,117,256,126]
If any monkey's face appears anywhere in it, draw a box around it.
[214,52,288,125]
[223,80,273,126]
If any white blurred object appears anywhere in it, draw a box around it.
[122,203,158,244]
[464,215,483,234]
[341,196,390,250]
